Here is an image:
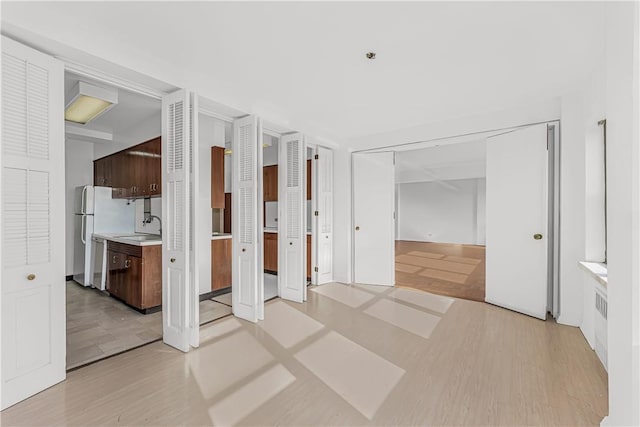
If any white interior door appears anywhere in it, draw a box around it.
[278,133,306,302]
[316,146,333,285]
[485,124,549,320]
[161,89,192,352]
[1,36,65,409]
[353,152,395,286]
[232,116,264,322]
[188,93,199,348]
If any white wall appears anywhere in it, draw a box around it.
[64,139,94,276]
[134,197,162,235]
[93,113,160,160]
[397,178,485,245]
[601,3,639,425]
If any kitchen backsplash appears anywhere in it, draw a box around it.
[135,197,162,234]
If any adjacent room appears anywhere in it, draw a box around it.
[394,140,486,302]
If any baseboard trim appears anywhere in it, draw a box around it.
[200,287,231,302]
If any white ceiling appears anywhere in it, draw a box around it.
[3,2,604,145]
[64,72,160,141]
[395,139,486,184]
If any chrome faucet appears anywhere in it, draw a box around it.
[144,215,162,235]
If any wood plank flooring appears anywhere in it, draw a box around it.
[395,240,486,302]
[3,283,607,426]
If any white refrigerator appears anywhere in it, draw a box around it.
[73,186,135,286]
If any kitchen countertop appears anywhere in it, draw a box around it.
[211,233,232,240]
[93,233,162,247]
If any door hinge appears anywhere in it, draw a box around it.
[314,154,319,160]
[314,211,319,216]
[314,266,318,272]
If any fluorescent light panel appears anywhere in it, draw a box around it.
[65,81,118,125]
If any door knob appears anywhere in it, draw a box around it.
[533,233,543,240]
[27,274,36,281]
[355,226,360,231]
[289,242,293,245]
[242,248,246,252]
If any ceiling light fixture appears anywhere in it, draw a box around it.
[366,52,376,60]
[65,81,118,125]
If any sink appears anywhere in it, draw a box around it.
[120,234,161,242]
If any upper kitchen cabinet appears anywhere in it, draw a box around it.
[94,137,161,199]
[94,156,113,187]
[263,165,278,202]
[136,137,161,197]
[211,146,225,209]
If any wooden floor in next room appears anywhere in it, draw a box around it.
[395,241,486,302]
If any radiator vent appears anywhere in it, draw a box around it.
[596,291,608,319]
[594,288,608,371]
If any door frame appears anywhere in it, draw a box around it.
[350,121,561,318]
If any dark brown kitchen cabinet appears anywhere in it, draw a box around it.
[106,241,162,311]
[211,238,232,291]
[93,156,113,187]
[264,232,278,272]
[224,193,232,234]
[263,165,278,202]
[94,136,161,199]
[211,146,225,208]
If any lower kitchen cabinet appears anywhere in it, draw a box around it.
[211,238,232,290]
[264,232,278,272]
[106,241,162,311]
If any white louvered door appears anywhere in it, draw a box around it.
[278,133,306,302]
[1,36,65,410]
[188,93,199,348]
[316,146,333,285]
[232,116,264,322]
[161,89,192,352]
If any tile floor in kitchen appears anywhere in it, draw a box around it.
[66,281,232,369]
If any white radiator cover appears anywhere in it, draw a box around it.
[594,288,608,371]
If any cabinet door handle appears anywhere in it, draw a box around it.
[112,255,118,264]
[27,274,36,281]
[125,259,131,268]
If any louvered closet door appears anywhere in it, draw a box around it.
[278,133,306,302]
[162,89,192,352]
[1,36,65,410]
[188,93,199,348]
[232,115,264,322]
[316,146,333,285]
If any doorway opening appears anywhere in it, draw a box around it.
[353,122,560,320]
[394,140,487,302]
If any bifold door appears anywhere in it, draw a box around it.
[315,146,334,285]
[278,133,306,302]
[232,115,264,322]
[1,36,65,409]
[162,89,194,351]
[485,123,549,319]
[353,151,395,286]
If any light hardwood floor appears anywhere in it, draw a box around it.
[3,283,607,426]
[396,240,486,302]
